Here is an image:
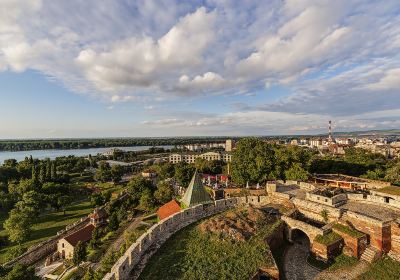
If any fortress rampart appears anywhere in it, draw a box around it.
[103,196,269,280]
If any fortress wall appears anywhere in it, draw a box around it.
[343,211,391,253]
[106,196,269,280]
[292,198,342,223]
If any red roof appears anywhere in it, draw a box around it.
[64,224,95,247]
[157,200,181,221]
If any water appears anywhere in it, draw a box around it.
[0,146,173,163]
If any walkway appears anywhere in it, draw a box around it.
[314,261,368,280]
[283,240,320,280]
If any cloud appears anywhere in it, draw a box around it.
[0,0,400,135]
[75,7,216,96]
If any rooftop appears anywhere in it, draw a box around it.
[157,200,181,220]
[63,224,95,247]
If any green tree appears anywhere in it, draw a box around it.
[94,162,112,182]
[139,189,155,211]
[231,138,276,185]
[174,162,195,187]
[107,212,119,231]
[110,165,124,183]
[72,241,87,266]
[127,176,153,203]
[321,209,329,223]
[4,208,32,244]
[154,180,174,204]
[284,163,309,181]
[4,264,39,280]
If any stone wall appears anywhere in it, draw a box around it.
[332,226,367,258]
[292,198,342,223]
[281,215,326,242]
[299,182,316,191]
[306,192,347,207]
[343,211,391,253]
[390,221,400,256]
[312,239,343,261]
[103,196,270,280]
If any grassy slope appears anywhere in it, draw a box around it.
[0,200,93,264]
[357,257,400,280]
[139,219,281,280]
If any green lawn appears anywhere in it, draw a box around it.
[315,232,342,245]
[139,219,282,280]
[0,200,93,264]
[357,256,400,280]
[328,254,358,271]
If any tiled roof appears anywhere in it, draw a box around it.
[64,224,95,247]
[157,199,182,220]
[181,170,213,207]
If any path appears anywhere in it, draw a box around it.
[314,261,369,280]
[93,215,144,270]
[283,242,320,280]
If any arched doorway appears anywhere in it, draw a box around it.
[290,228,311,250]
[284,228,319,280]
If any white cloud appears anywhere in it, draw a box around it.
[0,1,400,135]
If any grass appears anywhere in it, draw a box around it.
[314,232,342,246]
[375,186,400,196]
[138,217,282,280]
[328,254,358,271]
[333,223,365,238]
[357,256,400,280]
[0,199,93,264]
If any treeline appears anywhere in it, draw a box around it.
[0,137,239,151]
[231,138,400,185]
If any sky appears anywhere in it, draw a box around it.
[0,0,400,138]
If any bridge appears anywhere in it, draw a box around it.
[281,215,328,243]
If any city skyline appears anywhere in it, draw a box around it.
[1,1,400,138]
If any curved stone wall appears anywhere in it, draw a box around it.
[103,197,269,280]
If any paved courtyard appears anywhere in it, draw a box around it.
[340,201,400,221]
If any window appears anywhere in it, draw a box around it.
[62,243,64,248]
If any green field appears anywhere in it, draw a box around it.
[0,200,93,264]
[139,219,282,280]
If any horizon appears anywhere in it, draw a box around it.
[1,1,400,138]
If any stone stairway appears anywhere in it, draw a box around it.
[361,246,379,263]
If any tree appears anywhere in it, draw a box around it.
[4,208,32,244]
[50,162,57,180]
[127,176,153,203]
[110,165,124,183]
[107,212,119,231]
[231,138,276,185]
[72,241,87,266]
[154,180,174,204]
[3,264,39,280]
[58,195,71,215]
[139,189,155,211]
[174,162,195,186]
[94,162,112,182]
[284,163,309,181]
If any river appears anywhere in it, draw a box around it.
[0,146,173,163]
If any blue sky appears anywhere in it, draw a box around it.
[0,0,400,138]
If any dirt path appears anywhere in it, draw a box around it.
[93,215,144,270]
[314,261,369,280]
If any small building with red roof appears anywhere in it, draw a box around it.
[157,199,182,221]
[57,224,95,259]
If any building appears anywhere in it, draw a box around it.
[309,139,323,148]
[57,224,95,259]
[225,139,236,152]
[89,207,107,226]
[157,199,182,220]
[181,171,213,207]
[169,151,232,164]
